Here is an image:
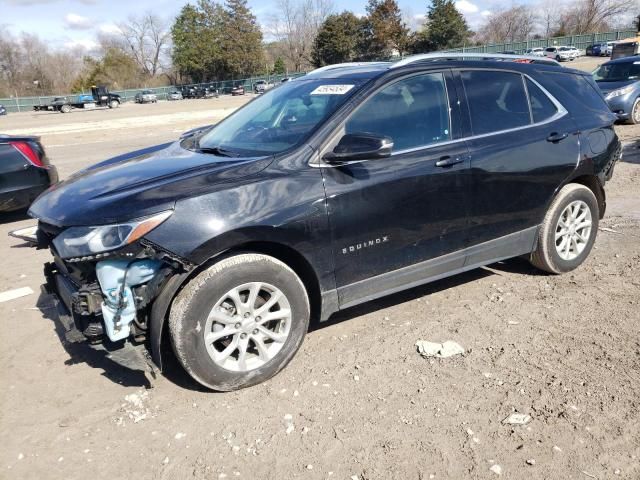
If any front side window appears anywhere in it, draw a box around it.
[461,70,530,135]
[345,73,451,152]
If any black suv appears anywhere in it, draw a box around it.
[18,54,620,391]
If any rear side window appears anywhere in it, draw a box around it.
[541,72,610,116]
[461,70,530,135]
[346,72,451,152]
[525,78,557,122]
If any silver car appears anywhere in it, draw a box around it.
[135,90,158,104]
[167,90,183,101]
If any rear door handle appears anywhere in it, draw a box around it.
[547,132,569,143]
[435,156,464,168]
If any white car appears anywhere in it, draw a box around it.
[566,46,581,58]
[525,48,544,57]
[545,46,573,62]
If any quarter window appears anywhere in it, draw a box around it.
[461,70,530,135]
[345,73,451,152]
[525,78,558,122]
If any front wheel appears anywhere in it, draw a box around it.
[169,253,310,391]
[109,100,119,109]
[628,98,640,125]
[530,184,599,274]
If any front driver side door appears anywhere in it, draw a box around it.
[320,70,471,308]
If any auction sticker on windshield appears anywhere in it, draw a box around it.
[310,85,355,95]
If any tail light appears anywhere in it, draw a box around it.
[9,141,47,168]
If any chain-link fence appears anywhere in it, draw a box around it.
[1,29,638,114]
[441,30,637,55]
[0,72,307,114]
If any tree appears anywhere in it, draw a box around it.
[562,0,635,34]
[311,12,363,67]
[117,12,171,77]
[360,0,411,59]
[272,56,286,74]
[72,48,142,91]
[221,0,264,77]
[413,0,472,53]
[476,5,537,44]
[270,0,334,71]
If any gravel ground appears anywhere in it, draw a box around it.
[0,76,639,480]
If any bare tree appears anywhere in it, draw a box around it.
[269,0,334,72]
[117,12,171,77]
[537,0,563,37]
[476,5,537,44]
[562,0,636,34]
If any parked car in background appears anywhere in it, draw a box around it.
[231,84,245,96]
[21,54,620,391]
[253,80,273,94]
[0,135,57,212]
[135,90,158,104]
[500,50,517,55]
[587,42,614,56]
[593,55,640,124]
[566,46,581,58]
[545,46,573,62]
[0,105,6,115]
[281,77,294,83]
[168,90,183,101]
[526,48,544,57]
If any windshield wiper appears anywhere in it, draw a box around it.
[197,145,239,157]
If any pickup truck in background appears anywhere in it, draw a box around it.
[33,86,121,113]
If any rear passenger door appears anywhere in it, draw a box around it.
[456,69,579,255]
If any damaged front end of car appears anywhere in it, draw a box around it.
[13,210,191,350]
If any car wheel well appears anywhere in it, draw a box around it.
[567,175,605,219]
[222,242,322,324]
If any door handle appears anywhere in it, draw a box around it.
[547,132,569,143]
[435,156,464,168]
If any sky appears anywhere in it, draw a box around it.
[1,0,532,51]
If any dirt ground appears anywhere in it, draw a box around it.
[1,65,639,480]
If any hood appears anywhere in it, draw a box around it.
[596,79,639,94]
[29,141,272,227]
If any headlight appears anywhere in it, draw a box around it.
[52,210,172,259]
[605,85,635,100]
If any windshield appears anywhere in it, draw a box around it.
[594,62,640,82]
[198,78,363,157]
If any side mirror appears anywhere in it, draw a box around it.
[323,133,393,163]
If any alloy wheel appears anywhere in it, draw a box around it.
[204,282,292,372]
[555,200,593,261]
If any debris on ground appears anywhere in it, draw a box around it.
[0,286,33,303]
[120,390,151,424]
[283,414,294,434]
[490,464,503,475]
[416,340,465,358]
[599,227,622,234]
[502,412,532,425]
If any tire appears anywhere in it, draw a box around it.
[60,104,71,113]
[556,55,561,62]
[169,253,310,391]
[530,184,599,274]
[627,98,640,125]
[109,100,119,109]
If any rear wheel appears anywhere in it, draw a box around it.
[530,184,599,274]
[109,100,119,109]
[169,253,310,391]
[60,104,71,113]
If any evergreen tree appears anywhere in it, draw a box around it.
[360,0,410,60]
[413,0,472,53]
[272,56,286,74]
[222,0,264,77]
[311,12,363,67]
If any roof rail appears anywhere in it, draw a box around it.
[306,62,390,75]
[391,52,560,68]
